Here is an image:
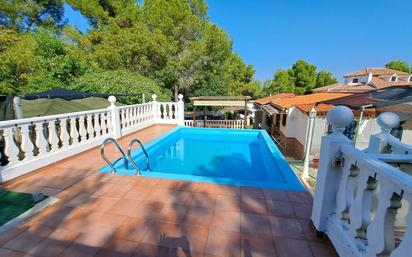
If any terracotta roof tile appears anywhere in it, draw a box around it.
[270,93,352,109]
[344,68,409,77]
[297,103,377,117]
[255,93,296,105]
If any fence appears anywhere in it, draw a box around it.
[0,94,184,182]
[184,119,244,129]
[311,107,412,257]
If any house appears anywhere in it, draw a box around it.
[256,86,412,160]
[314,68,412,93]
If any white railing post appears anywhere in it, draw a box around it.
[311,106,354,232]
[108,96,121,139]
[177,94,184,126]
[368,112,400,153]
[152,94,158,122]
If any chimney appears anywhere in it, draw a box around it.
[367,72,373,83]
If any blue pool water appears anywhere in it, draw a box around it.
[99,127,304,191]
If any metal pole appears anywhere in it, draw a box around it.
[244,100,248,129]
[302,108,317,180]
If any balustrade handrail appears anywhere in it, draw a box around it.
[118,102,153,110]
[341,144,412,191]
[388,139,412,154]
[0,108,110,127]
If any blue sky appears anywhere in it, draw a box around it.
[64,0,412,82]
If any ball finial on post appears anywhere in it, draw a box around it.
[376,112,399,133]
[327,106,354,135]
[178,94,183,101]
[152,94,157,101]
[108,95,116,106]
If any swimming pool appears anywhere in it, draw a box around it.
[99,127,304,191]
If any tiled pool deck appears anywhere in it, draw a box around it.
[0,125,337,257]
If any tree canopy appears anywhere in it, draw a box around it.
[385,60,411,73]
[0,0,262,102]
[263,59,337,95]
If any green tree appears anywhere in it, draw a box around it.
[316,70,337,87]
[385,60,411,73]
[264,68,295,94]
[0,0,64,31]
[289,59,317,94]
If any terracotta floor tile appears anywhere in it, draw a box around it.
[137,177,161,188]
[206,229,240,257]
[133,243,169,257]
[0,226,27,246]
[263,189,289,202]
[99,182,135,198]
[298,219,323,242]
[95,238,137,257]
[2,225,54,253]
[309,241,337,257]
[241,235,276,257]
[28,228,79,257]
[292,202,313,219]
[215,185,241,197]
[157,204,189,223]
[274,238,313,257]
[109,198,143,216]
[286,191,312,203]
[140,222,181,248]
[269,216,305,239]
[184,206,214,226]
[241,197,267,215]
[89,196,120,212]
[144,189,174,203]
[241,187,265,199]
[266,200,295,217]
[114,217,152,242]
[168,248,205,257]
[163,191,193,207]
[215,195,240,212]
[123,186,152,200]
[211,210,240,232]
[129,201,165,220]
[241,213,272,237]
[0,248,24,257]
[63,193,98,208]
[59,231,113,257]
[193,183,220,195]
[190,193,216,209]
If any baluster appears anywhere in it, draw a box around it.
[160,103,164,119]
[59,118,70,148]
[34,121,48,155]
[78,115,87,142]
[101,113,107,135]
[86,115,94,139]
[391,192,412,257]
[122,109,127,127]
[3,127,21,165]
[336,162,357,225]
[107,112,113,134]
[349,171,378,249]
[20,123,35,161]
[94,114,101,137]
[48,120,59,152]
[70,117,79,144]
[366,179,402,256]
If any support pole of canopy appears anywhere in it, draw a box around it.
[193,106,196,127]
[244,100,248,128]
[302,107,317,180]
[13,97,23,119]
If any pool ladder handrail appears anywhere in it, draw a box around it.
[100,137,129,174]
[128,139,150,175]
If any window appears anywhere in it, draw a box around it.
[281,113,287,127]
[352,78,359,83]
[409,76,412,82]
[391,75,397,82]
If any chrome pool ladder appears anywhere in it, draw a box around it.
[128,139,150,175]
[100,137,129,174]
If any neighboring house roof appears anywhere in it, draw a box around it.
[296,103,336,115]
[255,93,295,105]
[314,83,377,93]
[270,93,352,109]
[344,68,409,77]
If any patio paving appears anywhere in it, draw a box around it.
[0,124,337,257]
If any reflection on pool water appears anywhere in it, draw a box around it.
[99,127,304,191]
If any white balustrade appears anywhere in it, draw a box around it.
[184,119,244,129]
[312,107,412,257]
